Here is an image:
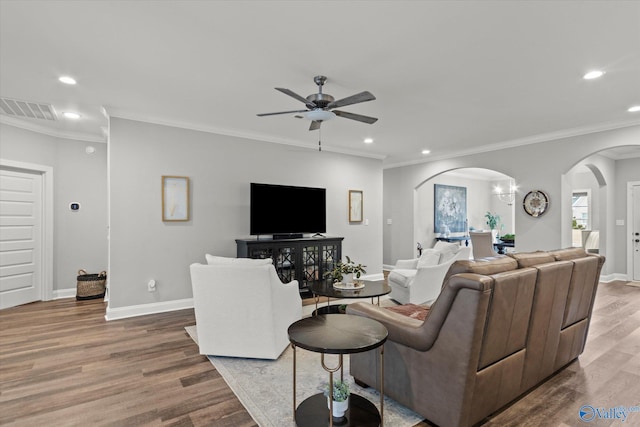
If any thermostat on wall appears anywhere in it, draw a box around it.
[69,202,81,211]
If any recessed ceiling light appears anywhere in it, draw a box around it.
[364,138,373,144]
[628,105,640,113]
[583,70,605,80]
[63,112,81,119]
[59,76,77,85]
[421,149,431,155]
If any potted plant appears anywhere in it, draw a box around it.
[324,256,366,284]
[324,379,350,418]
[485,211,501,230]
[485,211,501,242]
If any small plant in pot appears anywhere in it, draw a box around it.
[485,211,501,230]
[324,256,366,285]
[324,380,350,418]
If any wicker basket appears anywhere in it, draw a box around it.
[76,269,107,300]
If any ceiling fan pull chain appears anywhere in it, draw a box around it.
[318,127,322,151]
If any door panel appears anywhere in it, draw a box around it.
[0,169,42,309]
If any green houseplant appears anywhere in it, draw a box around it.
[324,380,350,418]
[324,256,366,283]
[485,211,501,230]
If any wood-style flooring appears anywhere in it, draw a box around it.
[1,281,638,426]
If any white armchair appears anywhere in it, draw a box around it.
[190,256,302,359]
[388,242,471,305]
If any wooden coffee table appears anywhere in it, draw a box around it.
[310,279,391,315]
[288,314,388,427]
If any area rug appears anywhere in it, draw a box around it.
[185,324,423,427]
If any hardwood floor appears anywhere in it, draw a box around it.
[1,281,638,426]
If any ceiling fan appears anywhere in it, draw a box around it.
[257,75,378,131]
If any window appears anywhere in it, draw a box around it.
[572,191,589,230]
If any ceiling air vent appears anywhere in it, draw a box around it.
[0,97,57,121]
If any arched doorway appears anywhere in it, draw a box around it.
[414,168,516,253]
[563,145,640,280]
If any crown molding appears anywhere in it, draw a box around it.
[0,115,106,144]
[383,119,640,170]
[103,107,387,161]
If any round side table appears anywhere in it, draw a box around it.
[288,314,388,427]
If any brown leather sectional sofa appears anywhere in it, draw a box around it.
[347,248,604,427]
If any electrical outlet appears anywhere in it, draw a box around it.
[148,279,156,292]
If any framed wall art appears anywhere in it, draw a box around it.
[349,190,363,222]
[162,176,190,221]
[434,184,467,234]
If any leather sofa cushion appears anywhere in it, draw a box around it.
[443,256,518,285]
[549,247,588,261]
[507,251,556,268]
[385,303,430,321]
[388,269,417,288]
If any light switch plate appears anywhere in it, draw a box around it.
[616,219,625,226]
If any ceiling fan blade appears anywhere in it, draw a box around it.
[257,109,309,117]
[327,91,376,109]
[309,120,321,131]
[333,110,378,124]
[275,88,316,109]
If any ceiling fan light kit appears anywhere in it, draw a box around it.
[302,109,336,122]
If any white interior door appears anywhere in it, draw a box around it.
[633,185,640,281]
[0,168,43,309]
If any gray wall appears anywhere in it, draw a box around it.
[383,125,640,276]
[108,118,383,309]
[0,124,108,291]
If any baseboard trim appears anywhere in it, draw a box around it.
[105,298,194,321]
[53,288,77,299]
[599,273,629,283]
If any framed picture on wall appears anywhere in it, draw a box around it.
[434,184,466,234]
[162,176,190,221]
[349,190,363,222]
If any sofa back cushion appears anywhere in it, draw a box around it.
[548,247,588,261]
[507,251,556,268]
[561,255,601,328]
[443,256,518,286]
[478,268,537,369]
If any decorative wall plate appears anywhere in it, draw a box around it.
[523,190,549,217]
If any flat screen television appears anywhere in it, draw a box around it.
[250,183,326,237]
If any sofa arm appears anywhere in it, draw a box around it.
[346,302,424,348]
[348,274,492,352]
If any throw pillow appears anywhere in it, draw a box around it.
[433,241,461,263]
[416,249,441,268]
[433,241,460,252]
[205,254,273,266]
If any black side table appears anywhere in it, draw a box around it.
[310,280,391,315]
[288,314,388,427]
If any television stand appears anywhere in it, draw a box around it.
[236,236,344,297]
[273,233,303,240]
[311,233,325,238]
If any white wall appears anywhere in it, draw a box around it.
[383,125,640,277]
[0,124,108,292]
[108,118,383,312]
